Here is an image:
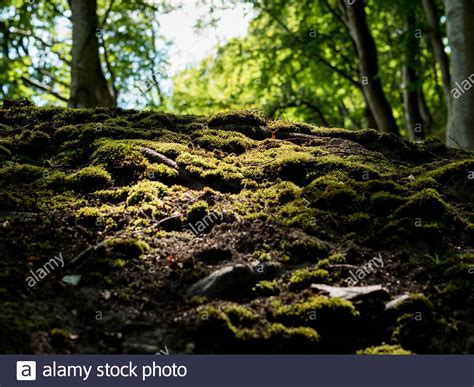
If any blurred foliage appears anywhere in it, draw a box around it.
[170,0,448,136]
[0,0,175,107]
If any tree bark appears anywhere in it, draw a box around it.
[69,0,115,108]
[338,0,399,136]
[444,0,474,149]
[422,0,451,100]
[402,12,425,141]
[418,88,434,135]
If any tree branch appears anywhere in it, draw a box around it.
[9,27,71,65]
[21,76,68,102]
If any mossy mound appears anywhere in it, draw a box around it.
[0,105,473,354]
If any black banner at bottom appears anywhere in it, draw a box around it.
[1,355,473,386]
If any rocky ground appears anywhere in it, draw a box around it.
[0,102,473,354]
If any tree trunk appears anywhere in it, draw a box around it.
[422,0,451,100]
[338,0,399,135]
[69,0,115,108]
[418,88,434,135]
[402,12,425,141]
[444,0,474,150]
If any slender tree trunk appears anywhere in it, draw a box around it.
[402,12,425,141]
[338,0,399,135]
[418,88,434,135]
[69,0,115,108]
[444,0,474,150]
[422,0,451,100]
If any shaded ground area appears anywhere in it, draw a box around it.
[0,103,473,354]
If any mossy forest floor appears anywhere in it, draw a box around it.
[0,104,473,354]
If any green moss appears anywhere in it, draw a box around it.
[369,192,404,216]
[105,238,149,259]
[75,207,104,228]
[0,144,12,162]
[270,151,319,185]
[126,180,167,205]
[281,237,330,263]
[221,304,259,327]
[388,294,434,316]
[380,217,444,248]
[427,159,474,184]
[356,344,412,355]
[193,129,256,154]
[147,163,179,184]
[67,166,113,192]
[208,110,267,128]
[303,175,361,214]
[274,296,359,323]
[202,167,244,193]
[260,323,320,350]
[395,189,451,221]
[310,155,381,181]
[187,200,209,223]
[253,280,280,296]
[408,176,440,190]
[346,212,371,231]
[0,302,44,353]
[194,305,319,353]
[92,142,148,184]
[268,120,315,134]
[391,313,437,353]
[15,129,51,154]
[93,187,129,203]
[0,190,36,211]
[0,163,45,185]
[289,268,330,290]
[363,179,405,194]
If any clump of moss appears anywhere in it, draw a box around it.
[310,155,380,181]
[0,302,44,353]
[67,166,113,193]
[280,237,330,263]
[427,159,474,184]
[395,189,451,221]
[369,192,405,216]
[270,152,319,185]
[146,163,179,184]
[288,268,330,290]
[202,168,244,193]
[105,238,149,259]
[408,176,440,190]
[92,142,148,184]
[390,313,438,353]
[15,130,51,154]
[221,303,259,327]
[126,180,167,206]
[273,296,359,326]
[0,163,45,185]
[0,144,12,162]
[253,280,280,296]
[356,344,411,355]
[187,200,209,224]
[207,110,267,129]
[272,296,359,351]
[345,212,371,232]
[387,294,434,316]
[380,217,444,248]
[363,179,405,194]
[94,187,129,204]
[75,207,104,228]
[193,129,256,154]
[193,304,319,353]
[260,323,320,353]
[303,175,360,214]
